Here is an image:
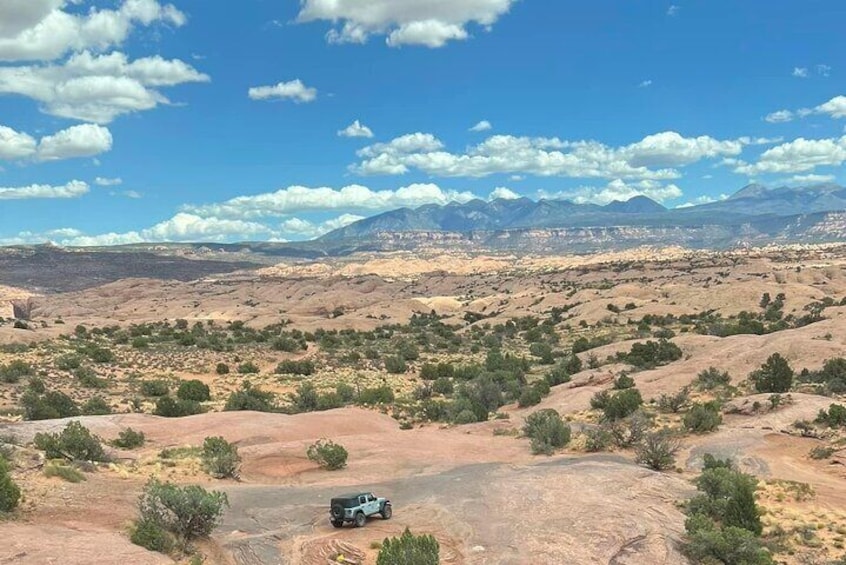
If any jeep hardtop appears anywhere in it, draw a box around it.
[330,492,392,528]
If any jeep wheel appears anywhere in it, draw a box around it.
[353,512,366,528]
[381,504,392,520]
[330,503,345,520]
[331,520,344,528]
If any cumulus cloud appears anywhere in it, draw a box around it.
[0,179,89,200]
[95,176,123,186]
[638,80,653,88]
[0,125,37,159]
[0,50,209,122]
[817,64,832,77]
[793,67,809,78]
[280,213,365,238]
[733,136,846,175]
[184,182,477,219]
[0,0,186,62]
[489,186,520,200]
[667,5,680,16]
[764,110,794,123]
[37,123,112,161]
[352,130,767,180]
[469,120,492,132]
[338,120,374,138]
[0,122,112,161]
[786,173,836,185]
[763,95,846,124]
[675,193,729,209]
[296,0,518,48]
[539,179,682,206]
[248,79,317,103]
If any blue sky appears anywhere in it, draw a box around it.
[0,0,845,245]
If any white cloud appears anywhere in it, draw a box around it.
[787,173,836,184]
[95,176,123,186]
[118,189,142,198]
[734,136,846,175]
[296,0,518,48]
[248,79,317,103]
[280,213,365,238]
[817,64,832,77]
[763,95,846,125]
[638,80,652,88]
[793,67,809,78]
[0,0,186,62]
[37,123,112,161]
[184,182,477,219]
[353,130,766,180]
[667,5,680,16]
[0,122,112,161]
[0,125,37,159]
[0,50,209,122]
[675,193,729,208]
[489,186,520,200]
[539,179,682,206]
[62,213,275,246]
[764,109,794,123]
[469,120,492,132]
[816,95,846,119]
[338,119,374,138]
[0,179,89,200]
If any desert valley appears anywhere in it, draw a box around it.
[1,241,846,564]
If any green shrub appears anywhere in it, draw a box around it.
[816,403,846,428]
[237,361,260,374]
[85,346,115,364]
[635,430,680,471]
[695,367,731,390]
[201,437,240,479]
[749,353,793,394]
[55,354,82,371]
[274,360,315,376]
[620,340,682,370]
[75,367,109,389]
[431,377,454,396]
[153,396,203,418]
[377,528,439,565]
[215,363,230,375]
[33,421,108,462]
[0,360,34,383]
[602,388,643,421]
[582,427,613,452]
[177,380,211,402]
[358,385,395,405]
[224,383,277,412]
[112,428,146,449]
[44,462,86,483]
[140,380,170,397]
[130,517,174,554]
[384,356,407,374]
[809,445,835,460]
[136,480,228,548]
[306,439,348,470]
[336,383,355,402]
[613,374,635,390]
[517,386,544,408]
[688,463,763,535]
[21,388,80,420]
[684,516,773,565]
[683,402,723,434]
[523,409,570,455]
[608,410,649,448]
[0,458,21,512]
[82,396,112,415]
[657,388,689,413]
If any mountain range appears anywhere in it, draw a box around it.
[321,183,846,241]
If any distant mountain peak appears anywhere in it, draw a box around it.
[603,195,666,214]
[729,183,769,200]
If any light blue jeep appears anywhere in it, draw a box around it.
[330,492,392,528]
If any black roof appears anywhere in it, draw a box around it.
[333,492,369,500]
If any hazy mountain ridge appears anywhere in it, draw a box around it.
[320,183,846,241]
